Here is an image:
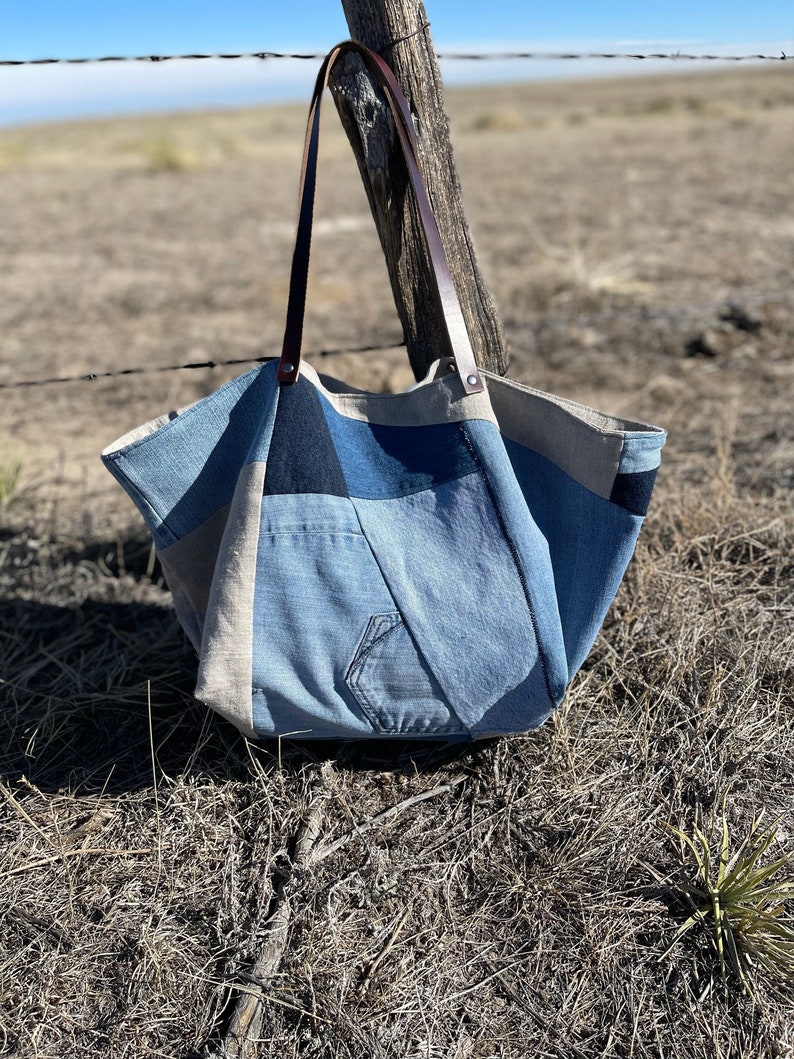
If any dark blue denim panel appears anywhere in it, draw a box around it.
[319,397,478,500]
[263,376,348,497]
[610,468,659,516]
[502,437,643,677]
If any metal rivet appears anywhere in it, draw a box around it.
[466,374,478,386]
[282,362,294,374]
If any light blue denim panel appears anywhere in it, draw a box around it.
[250,493,467,738]
[472,669,560,737]
[351,469,560,732]
[617,431,666,474]
[502,437,645,676]
[102,363,279,549]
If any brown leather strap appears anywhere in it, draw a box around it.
[277,40,484,395]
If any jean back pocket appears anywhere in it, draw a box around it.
[346,612,467,736]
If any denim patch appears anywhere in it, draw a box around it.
[250,493,468,738]
[459,419,570,702]
[502,437,643,675]
[351,472,558,730]
[263,375,348,497]
[103,364,278,548]
[610,468,659,516]
[616,431,666,474]
[321,398,478,499]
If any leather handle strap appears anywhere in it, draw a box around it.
[277,39,484,395]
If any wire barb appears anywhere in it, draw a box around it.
[385,21,432,50]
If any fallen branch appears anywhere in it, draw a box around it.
[208,775,466,1055]
[212,799,326,1058]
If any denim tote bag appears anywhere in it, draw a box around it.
[102,42,666,741]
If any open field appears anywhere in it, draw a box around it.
[1,64,793,1057]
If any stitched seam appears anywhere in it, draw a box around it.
[347,617,409,733]
[261,529,365,538]
[347,615,402,688]
[458,423,556,710]
[251,689,464,735]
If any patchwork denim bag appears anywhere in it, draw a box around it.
[102,42,666,741]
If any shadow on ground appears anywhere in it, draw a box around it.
[1,528,484,794]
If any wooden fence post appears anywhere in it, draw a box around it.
[333,0,508,379]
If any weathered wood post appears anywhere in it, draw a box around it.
[333,0,508,379]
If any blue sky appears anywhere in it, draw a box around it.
[2,1,791,125]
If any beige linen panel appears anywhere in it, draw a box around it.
[195,460,267,739]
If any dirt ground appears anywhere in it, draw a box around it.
[1,64,793,1058]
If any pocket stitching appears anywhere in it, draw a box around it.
[346,613,466,736]
[346,613,403,732]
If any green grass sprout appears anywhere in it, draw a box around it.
[0,458,22,508]
[663,796,794,996]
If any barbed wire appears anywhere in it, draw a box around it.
[0,343,387,390]
[0,51,327,67]
[1,289,789,391]
[1,49,789,67]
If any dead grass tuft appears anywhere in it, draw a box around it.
[136,135,202,173]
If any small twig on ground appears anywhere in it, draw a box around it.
[5,847,152,877]
[312,775,467,863]
[1,783,59,847]
[358,906,411,995]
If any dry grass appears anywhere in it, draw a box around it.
[1,64,793,1057]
